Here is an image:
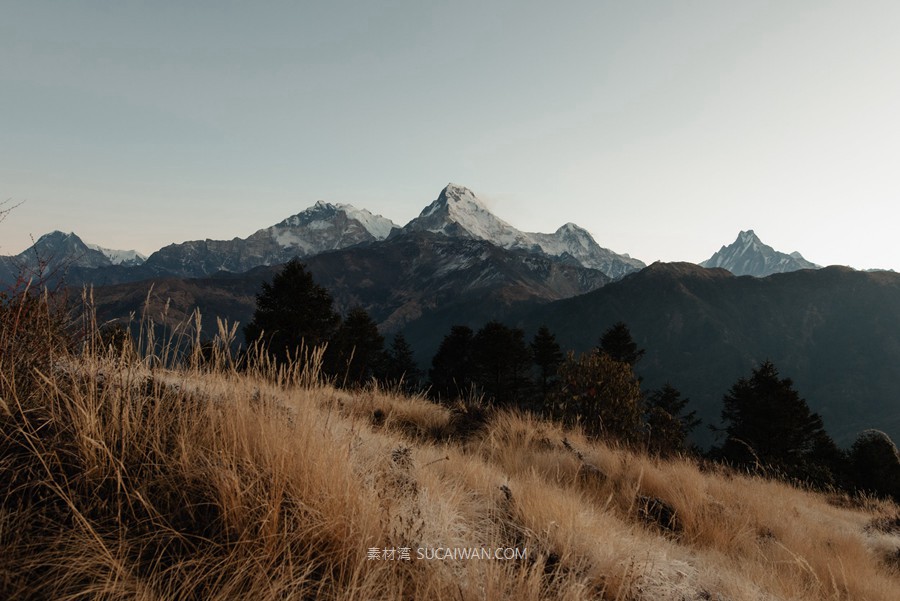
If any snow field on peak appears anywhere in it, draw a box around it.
[336,204,396,240]
[84,243,147,265]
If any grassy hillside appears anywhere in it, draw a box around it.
[2,304,899,600]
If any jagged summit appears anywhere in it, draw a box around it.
[36,230,75,241]
[142,201,400,277]
[403,184,644,279]
[275,201,397,241]
[701,230,820,277]
[405,184,530,247]
[27,231,145,267]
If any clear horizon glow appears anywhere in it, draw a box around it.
[2,1,899,271]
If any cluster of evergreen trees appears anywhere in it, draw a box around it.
[244,259,900,501]
[711,360,900,499]
[242,259,420,388]
[427,320,700,456]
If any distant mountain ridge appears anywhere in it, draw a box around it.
[1,184,644,285]
[0,231,146,284]
[141,201,399,278]
[701,230,820,277]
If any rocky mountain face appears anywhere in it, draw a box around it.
[142,202,399,278]
[302,231,610,354]
[403,184,645,278]
[701,230,820,277]
[0,231,145,285]
[523,262,900,447]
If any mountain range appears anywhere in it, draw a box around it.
[0,231,146,285]
[3,183,897,447]
[2,184,840,285]
[0,184,645,286]
[142,201,399,278]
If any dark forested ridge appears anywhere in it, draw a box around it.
[522,262,900,446]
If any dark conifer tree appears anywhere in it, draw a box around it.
[243,258,340,364]
[531,325,563,400]
[598,321,645,366]
[471,320,532,406]
[715,360,837,481]
[384,332,422,392]
[326,307,386,387]
[644,384,701,457]
[428,325,475,401]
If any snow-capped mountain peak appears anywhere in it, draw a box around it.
[405,183,527,246]
[701,230,820,277]
[403,184,644,278]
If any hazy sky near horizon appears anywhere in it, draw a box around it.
[2,1,899,270]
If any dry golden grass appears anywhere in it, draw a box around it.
[1,305,899,600]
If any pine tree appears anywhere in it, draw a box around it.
[243,259,340,364]
[326,307,386,387]
[428,325,475,401]
[716,360,836,480]
[384,332,422,392]
[644,384,700,456]
[598,321,645,366]
[471,320,532,406]
[531,325,563,401]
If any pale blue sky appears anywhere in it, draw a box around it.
[2,1,899,270]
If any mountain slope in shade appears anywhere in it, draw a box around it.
[701,230,820,276]
[523,262,900,447]
[142,202,399,278]
[402,184,645,278]
[303,231,610,352]
[90,231,611,361]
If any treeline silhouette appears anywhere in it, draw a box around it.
[237,260,900,502]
